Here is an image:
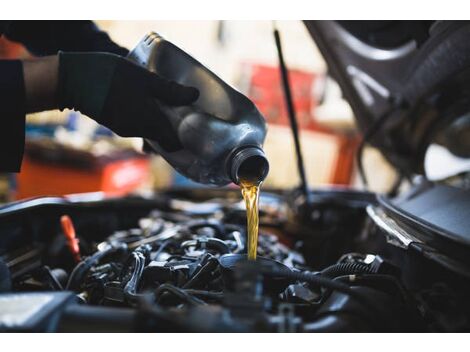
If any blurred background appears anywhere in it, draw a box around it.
[0,20,398,202]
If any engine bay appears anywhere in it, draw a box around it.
[1,182,469,332]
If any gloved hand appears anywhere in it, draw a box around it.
[57,52,199,151]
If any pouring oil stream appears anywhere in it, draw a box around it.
[240,179,261,260]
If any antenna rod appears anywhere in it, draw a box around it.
[273,26,310,201]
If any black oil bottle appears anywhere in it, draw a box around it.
[128,32,269,186]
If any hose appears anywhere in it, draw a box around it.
[320,262,375,278]
[184,289,224,300]
[66,242,126,291]
[155,283,207,306]
[181,238,230,255]
[123,251,146,305]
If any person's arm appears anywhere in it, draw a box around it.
[2,52,198,174]
[0,60,26,171]
[0,56,59,172]
[1,21,128,56]
[22,52,200,141]
[22,56,58,113]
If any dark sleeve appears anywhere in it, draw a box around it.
[0,60,25,172]
[1,21,129,57]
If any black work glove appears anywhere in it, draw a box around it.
[57,52,199,151]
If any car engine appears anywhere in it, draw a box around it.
[1,180,469,332]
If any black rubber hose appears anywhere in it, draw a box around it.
[183,238,231,255]
[65,243,126,291]
[123,251,146,305]
[320,262,375,278]
[207,238,231,254]
[184,289,224,300]
[155,283,206,306]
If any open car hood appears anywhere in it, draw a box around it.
[304,21,470,177]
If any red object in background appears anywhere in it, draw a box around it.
[243,63,318,131]
[16,156,150,199]
[60,215,81,263]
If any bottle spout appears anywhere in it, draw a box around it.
[228,147,269,185]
